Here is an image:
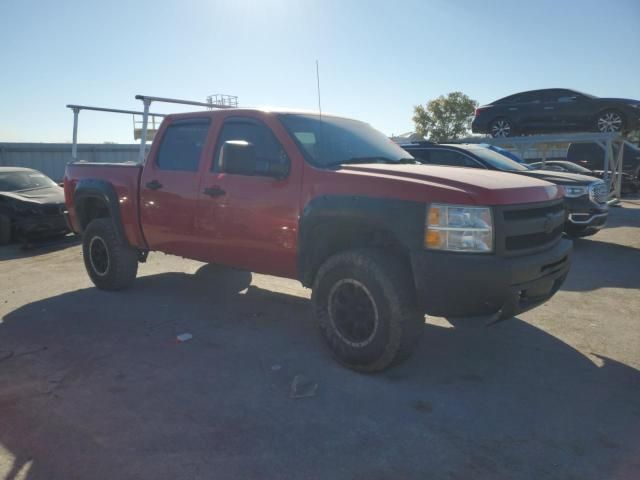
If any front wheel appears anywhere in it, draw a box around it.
[312,249,424,372]
[596,110,625,133]
[490,118,513,137]
[82,218,138,290]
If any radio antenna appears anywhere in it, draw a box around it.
[316,60,322,120]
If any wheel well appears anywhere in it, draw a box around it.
[77,196,110,231]
[596,108,627,123]
[301,220,411,287]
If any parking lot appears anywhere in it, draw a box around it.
[0,199,638,480]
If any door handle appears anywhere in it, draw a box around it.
[145,180,163,190]
[508,107,518,111]
[203,186,226,197]
[543,106,554,110]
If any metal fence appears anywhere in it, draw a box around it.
[0,143,144,181]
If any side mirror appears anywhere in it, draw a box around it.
[220,140,257,176]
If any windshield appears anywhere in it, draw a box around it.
[278,113,414,168]
[0,171,57,192]
[468,147,532,172]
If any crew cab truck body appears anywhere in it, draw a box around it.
[65,108,572,372]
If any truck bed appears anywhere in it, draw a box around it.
[64,162,146,248]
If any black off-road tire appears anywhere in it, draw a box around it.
[0,215,11,246]
[312,249,424,372]
[82,218,138,290]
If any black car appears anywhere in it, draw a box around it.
[566,141,640,180]
[471,88,640,137]
[0,167,69,245]
[528,160,639,194]
[403,143,609,237]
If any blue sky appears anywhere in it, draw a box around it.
[1,0,638,143]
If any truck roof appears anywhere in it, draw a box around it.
[0,166,37,173]
[164,108,353,121]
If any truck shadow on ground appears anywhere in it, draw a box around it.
[1,265,639,479]
[560,237,640,292]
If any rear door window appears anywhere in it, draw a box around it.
[500,92,542,104]
[156,119,211,172]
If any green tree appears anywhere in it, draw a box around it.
[413,92,478,142]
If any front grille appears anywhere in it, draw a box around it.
[505,225,564,251]
[501,199,566,254]
[503,202,565,221]
[589,182,608,204]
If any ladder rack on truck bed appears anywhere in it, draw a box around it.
[66,104,166,163]
[133,94,236,164]
[67,94,238,165]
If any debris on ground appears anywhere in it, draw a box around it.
[176,333,193,343]
[289,374,318,399]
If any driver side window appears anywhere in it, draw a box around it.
[213,119,289,176]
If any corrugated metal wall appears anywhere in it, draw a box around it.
[0,143,145,181]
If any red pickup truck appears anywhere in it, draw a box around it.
[65,107,572,371]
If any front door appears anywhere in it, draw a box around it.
[193,114,301,279]
[140,117,212,257]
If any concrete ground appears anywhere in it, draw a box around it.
[1,200,639,480]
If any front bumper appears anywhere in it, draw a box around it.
[564,197,608,234]
[410,238,572,319]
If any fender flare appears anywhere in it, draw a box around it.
[73,178,127,244]
[298,195,425,286]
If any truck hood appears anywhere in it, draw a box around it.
[339,164,561,205]
[0,186,65,205]
[517,169,599,186]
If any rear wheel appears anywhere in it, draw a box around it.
[490,118,513,137]
[596,110,625,133]
[312,249,424,372]
[82,218,138,290]
[0,215,11,245]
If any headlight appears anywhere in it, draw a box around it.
[425,204,493,253]
[563,185,589,198]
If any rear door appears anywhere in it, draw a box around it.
[140,117,212,256]
[544,90,592,129]
[497,91,543,130]
[192,113,302,278]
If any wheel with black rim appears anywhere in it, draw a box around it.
[489,118,513,137]
[0,215,11,245]
[596,110,625,133]
[82,218,138,290]
[312,249,423,372]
